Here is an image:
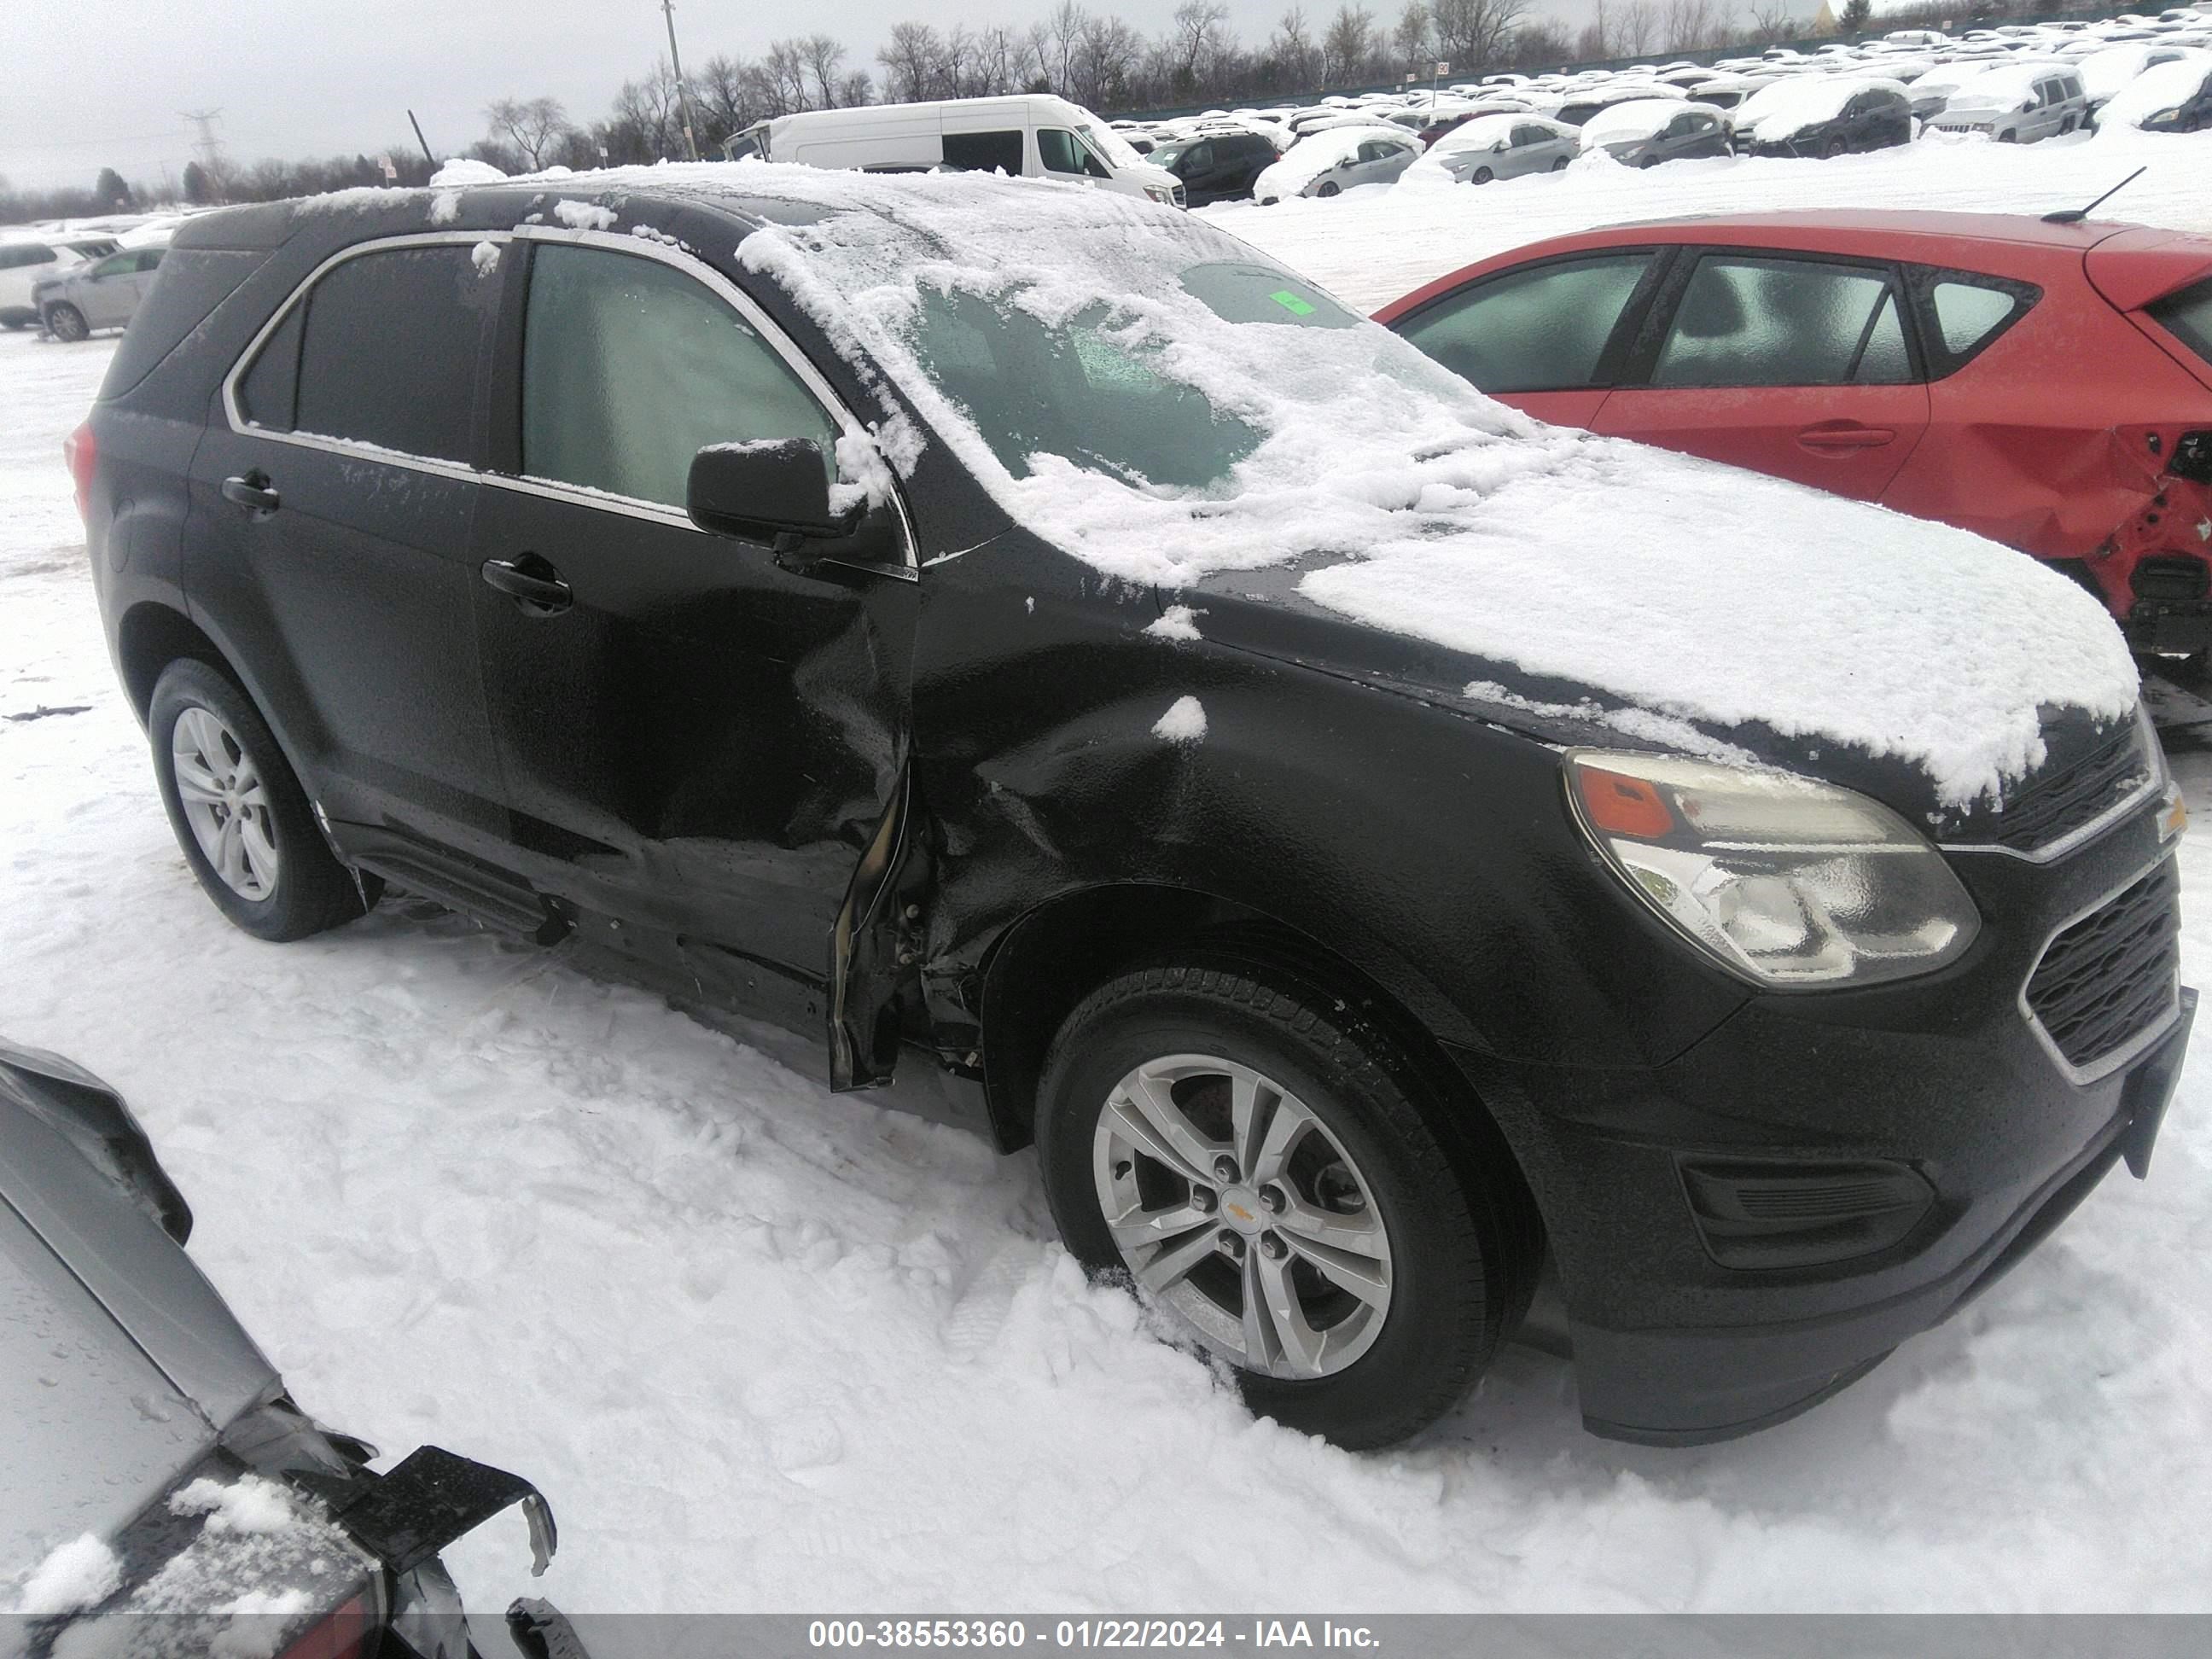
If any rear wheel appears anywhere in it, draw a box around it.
[1036,956,1540,1448]
[44,303,88,342]
[1550,155,1569,171]
[148,659,374,941]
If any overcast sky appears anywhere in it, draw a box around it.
[2,0,1633,193]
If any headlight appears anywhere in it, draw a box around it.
[1144,186,1173,203]
[1564,750,1981,988]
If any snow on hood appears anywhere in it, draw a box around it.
[1580,98,1690,145]
[1944,62,2069,113]
[494,163,2134,808]
[1741,76,1907,141]
[1254,126,1406,195]
[2098,53,2212,126]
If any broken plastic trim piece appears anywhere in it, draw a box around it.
[327,1444,558,1579]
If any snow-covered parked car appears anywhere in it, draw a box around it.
[0,1038,578,1652]
[1253,125,1419,201]
[73,167,2193,1451]
[2075,41,2212,116]
[2095,52,2212,128]
[1928,62,2090,140]
[1425,113,1577,183]
[1733,76,1916,157]
[0,235,118,329]
[1576,98,1731,167]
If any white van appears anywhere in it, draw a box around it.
[723,95,1186,206]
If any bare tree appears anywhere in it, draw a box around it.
[1272,6,1318,84]
[1659,0,1731,51]
[1168,0,1232,94]
[1031,1,1088,95]
[878,22,944,102]
[1742,0,1799,43]
[1431,0,1530,74]
[1074,12,1144,105]
[800,34,849,108]
[1322,3,1377,82]
[1392,3,1431,76]
[762,39,813,113]
[1616,0,1659,54]
[483,96,573,171]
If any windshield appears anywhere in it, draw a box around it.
[907,261,1359,490]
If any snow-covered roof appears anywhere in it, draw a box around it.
[1579,98,1693,144]
[1427,113,1525,154]
[1943,61,2077,112]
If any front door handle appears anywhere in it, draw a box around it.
[1797,423,1896,451]
[480,557,573,615]
[221,472,280,515]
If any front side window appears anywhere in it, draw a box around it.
[520,242,837,510]
[1038,128,1109,178]
[1397,253,1655,394]
[1651,256,1912,388]
[288,244,495,462]
[942,129,1024,174]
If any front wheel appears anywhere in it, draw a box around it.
[1471,166,1494,184]
[1315,180,1340,197]
[44,303,88,342]
[148,659,374,941]
[1822,137,1846,159]
[1036,957,1540,1448]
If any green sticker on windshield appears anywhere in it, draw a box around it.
[1268,289,1317,317]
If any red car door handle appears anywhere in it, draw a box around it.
[1797,423,1896,451]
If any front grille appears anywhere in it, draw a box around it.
[1979,723,2152,853]
[2025,859,2180,1074]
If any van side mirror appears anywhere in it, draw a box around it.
[686,439,859,550]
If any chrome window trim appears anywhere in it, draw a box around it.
[218,224,917,578]
[2016,853,2182,1087]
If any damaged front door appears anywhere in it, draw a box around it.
[469,235,917,1062]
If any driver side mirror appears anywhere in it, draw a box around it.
[686,439,859,551]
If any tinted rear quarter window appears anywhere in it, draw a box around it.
[291,244,496,463]
[2148,276,2212,367]
[1906,267,2039,377]
[942,130,1024,173]
[98,246,269,403]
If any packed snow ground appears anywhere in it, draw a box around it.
[6,142,2212,1625]
[1196,125,2212,312]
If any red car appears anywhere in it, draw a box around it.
[1377,212,2212,657]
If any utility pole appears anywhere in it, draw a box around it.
[661,0,702,161]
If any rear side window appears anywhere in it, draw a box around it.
[1397,253,1655,393]
[1651,256,1912,387]
[519,243,837,510]
[942,130,1023,173]
[0,243,55,270]
[1906,267,2039,377]
[287,244,494,463]
[2149,276,2212,368]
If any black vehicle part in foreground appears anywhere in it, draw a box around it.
[76,174,2191,1448]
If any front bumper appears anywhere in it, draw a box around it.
[1452,807,2192,1445]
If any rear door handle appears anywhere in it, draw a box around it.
[480,557,573,615]
[221,473,280,515]
[1797,424,1896,451]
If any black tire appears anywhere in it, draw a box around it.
[1550,155,1568,171]
[1639,155,1659,169]
[1821,137,1846,160]
[1471,166,1494,183]
[44,303,88,343]
[1035,955,1540,1449]
[148,659,373,941]
[1315,180,1340,197]
[1,317,29,331]
[1998,129,2018,143]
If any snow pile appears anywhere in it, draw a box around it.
[1145,604,1204,641]
[1253,126,1405,199]
[1152,695,1208,742]
[1579,98,1691,146]
[428,157,506,186]
[2100,56,2212,129]
[1739,77,1910,143]
[9,1533,121,1616]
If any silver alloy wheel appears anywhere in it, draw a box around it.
[171,705,282,899]
[1092,1053,1394,1379]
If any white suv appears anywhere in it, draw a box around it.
[0,236,119,328]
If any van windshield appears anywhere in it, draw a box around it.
[905,260,1360,490]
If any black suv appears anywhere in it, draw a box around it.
[1148,129,1282,204]
[75,168,2191,1450]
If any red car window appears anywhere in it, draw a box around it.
[1395,253,1655,393]
[1650,257,1914,388]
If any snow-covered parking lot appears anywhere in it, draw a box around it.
[6,128,2212,1621]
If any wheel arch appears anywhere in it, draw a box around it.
[116,600,236,721]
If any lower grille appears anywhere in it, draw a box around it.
[2132,556,2211,605]
[2025,859,2180,1075]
